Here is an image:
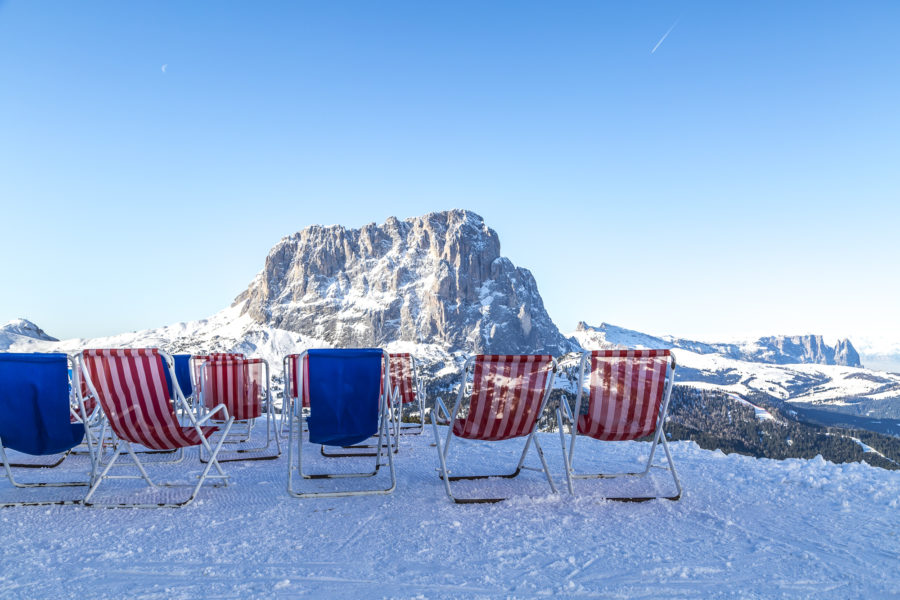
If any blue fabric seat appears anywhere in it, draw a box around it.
[0,353,84,456]
[306,349,382,448]
[161,354,194,398]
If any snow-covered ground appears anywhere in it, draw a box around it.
[2,423,898,599]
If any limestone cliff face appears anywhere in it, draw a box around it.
[758,335,862,367]
[234,210,575,354]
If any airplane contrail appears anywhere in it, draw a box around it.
[651,19,679,54]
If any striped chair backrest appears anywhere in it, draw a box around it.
[286,353,310,408]
[81,348,205,450]
[202,358,265,421]
[452,355,554,442]
[190,353,245,396]
[388,353,417,405]
[577,349,671,442]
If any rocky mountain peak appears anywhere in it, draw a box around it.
[756,335,862,367]
[235,210,575,354]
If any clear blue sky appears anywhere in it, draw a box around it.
[1,1,898,349]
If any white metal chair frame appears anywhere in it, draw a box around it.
[556,352,682,501]
[80,350,235,508]
[280,354,304,438]
[431,356,559,504]
[286,350,396,498]
[198,357,281,462]
[0,356,98,507]
[389,355,426,437]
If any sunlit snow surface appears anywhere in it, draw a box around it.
[2,423,898,599]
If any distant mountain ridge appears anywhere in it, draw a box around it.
[572,322,861,367]
[571,321,900,421]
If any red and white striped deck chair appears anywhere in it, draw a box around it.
[557,349,681,501]
[199,358,280,461]
[79,348,235,508]
[189,352,245,417]
[282,353,397,456]
[432,355,558,504]
[388,353,425,436]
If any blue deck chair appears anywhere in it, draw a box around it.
[0,353,96,507]
[286,349,395,498]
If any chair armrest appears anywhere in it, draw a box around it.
[197,403,230,424]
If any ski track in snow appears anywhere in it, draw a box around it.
[1,424,899,599]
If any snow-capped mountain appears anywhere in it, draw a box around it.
[0,318,58,350]
[572,322,900,419]
[236,209,575,356]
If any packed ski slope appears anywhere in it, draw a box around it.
[2,424,898,599]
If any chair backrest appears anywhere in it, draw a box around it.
[80,348,200,450]
[0,353,84,456]
[201,358,265,421]
[388,353,418,405]
[285,353,310,408]
[452,355,555,442]
[303,349,387,447]
[190,353,245,398]
[577,349,671,442]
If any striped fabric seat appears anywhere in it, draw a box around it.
[201,358,265,421]
[207,352,243,360]
[452,355,555,442]
[577,349,670,442]
[286,353,311,408]
[81,349,217,450]
[190,353,245,389]
[388,353,417,405]
[190,353,245,402]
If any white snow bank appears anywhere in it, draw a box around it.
[1,425,898,598]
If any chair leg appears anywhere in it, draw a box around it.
[288,404,395,497]
[83,445,124,504]
[200,411,281,463]
[530,437,558,494]
[557,408,574,495]
[432,424,554,503]
[566,433,682,502]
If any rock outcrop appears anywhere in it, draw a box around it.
[235,210,575,355]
